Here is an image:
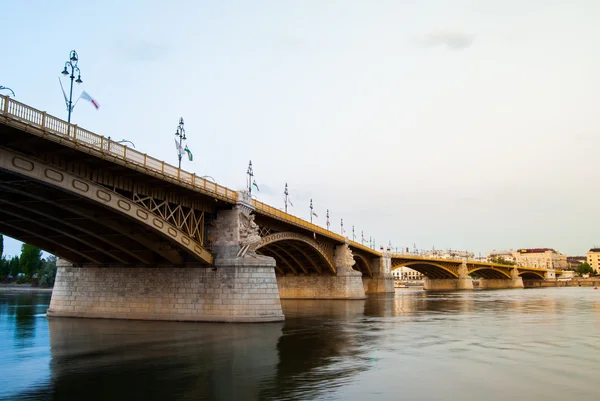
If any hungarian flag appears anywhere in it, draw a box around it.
[80,91,100,110]
[174,138,184,158]
[184,145,193,161]
[312,211,318,218]
[252,180,260,192]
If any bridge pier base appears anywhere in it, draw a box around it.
[363,254,395,294]
[276,271,366,299]
[47,258,284,323]
[363,273,395,294]
[423,277,474,291]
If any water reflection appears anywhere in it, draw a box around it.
[1,288,600,401]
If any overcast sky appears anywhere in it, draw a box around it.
[2,0,600,258]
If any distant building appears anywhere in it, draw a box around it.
[566,256,587,270]
[586,249,600,273]
[423,250,474,260]
[486,250,517,263]
[392,267,423,281]
[515,248,567,269]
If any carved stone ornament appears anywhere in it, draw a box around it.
[237,206,261,255]
[334,243,356,270]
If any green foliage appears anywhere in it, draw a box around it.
[9,256,20,277]
[38,255,58,288]
[20,244,42,277]
[490,257,516,266]
[0,257,9,278]
[576,262,594,276]
[16,275,28,284]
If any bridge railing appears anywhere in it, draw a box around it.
[0,95,237,203]
[252,199,380,255]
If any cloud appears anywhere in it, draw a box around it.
[420,30,474,50]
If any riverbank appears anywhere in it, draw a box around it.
[524,278,600,288]
[0,284,53,293]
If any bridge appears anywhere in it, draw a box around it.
[0,96,557,322]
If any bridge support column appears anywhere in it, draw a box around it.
[478,268,524,289]
[363,252,394,294]
[423,260,474,291]
[47,192,284,323]
[276,242,366,299]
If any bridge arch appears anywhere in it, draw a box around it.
[256,232,336,275]
[0,148,212,265]
[468,266,512,279]
[391,261,458,279]
[353,254,372,277]
[519,271,545,279]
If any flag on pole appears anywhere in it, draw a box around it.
[252,180,260,192]
[174,138,184,157]
[80,91,100,110]
[289,198,294,207]
[312,211,318,218]
[184,145,193,161]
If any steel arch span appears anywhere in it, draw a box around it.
[391,260,459,279]
[256,232,336,275]
[0,147,212,265]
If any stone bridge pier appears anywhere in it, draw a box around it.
[275,242,366,300]
[47,192,284,323]
[362,251,394,294]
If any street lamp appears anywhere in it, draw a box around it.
[247,161,254,195]
[0,86,15,97]
[61,50,82,123]
[107,136,136,148]
[284,183,289,213]
[174,117,186,169]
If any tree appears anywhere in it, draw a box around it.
[39,255,58,288]
[9,256,20,277]
[20,244,42,277]
[576,262,594,276]
[490,256,516,266]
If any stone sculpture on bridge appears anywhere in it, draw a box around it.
[238,206,262,257]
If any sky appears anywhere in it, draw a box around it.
[2,0,600,258]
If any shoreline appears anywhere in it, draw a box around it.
[0,284,53,294]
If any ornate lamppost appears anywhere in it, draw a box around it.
[174,118,186,169]
[60,50,83,123]
[247,161,254,195]
[284,183,289,213]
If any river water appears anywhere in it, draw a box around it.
[0,288,599,401]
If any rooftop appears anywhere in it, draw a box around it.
[517,248,555,254]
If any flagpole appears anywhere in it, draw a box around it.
[174,117,186,169]
[341,218,344,236]
[310,199,313,223]
[326,209,330,230]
